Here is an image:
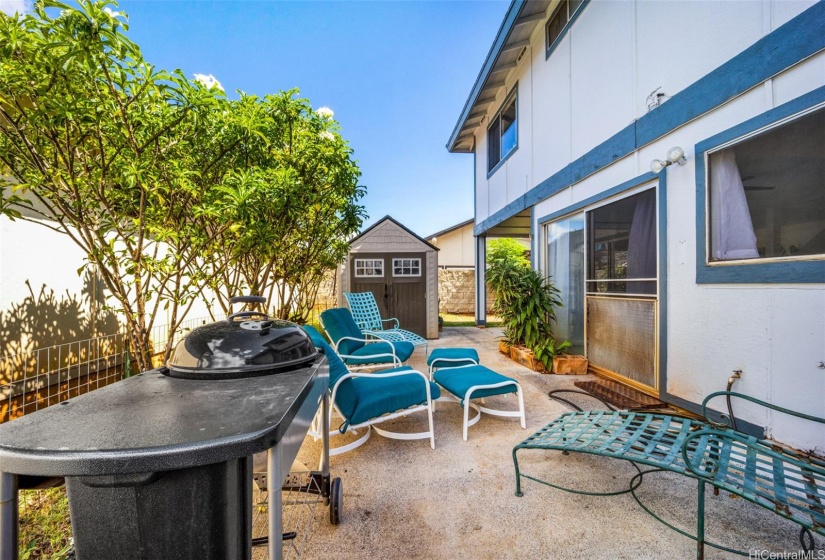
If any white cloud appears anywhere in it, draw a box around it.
[193,73,224,92]
[0,0,33,16]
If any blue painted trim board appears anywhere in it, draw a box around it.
[530,206,536,269]
[545,0,590,60]
[694,86,825,284]
[474,1,825,236]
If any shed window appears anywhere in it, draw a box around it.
[354,259,384,277]
[487,90,518,173]
[546,0,584,52]
[708,106,825,262]
[392,258,421,277]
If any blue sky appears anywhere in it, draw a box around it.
[102,1,509,238]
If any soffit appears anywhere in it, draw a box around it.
[447,0,553,153]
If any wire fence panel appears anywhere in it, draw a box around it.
[0,316,221,424]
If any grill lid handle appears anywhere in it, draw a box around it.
[229,295,267,305]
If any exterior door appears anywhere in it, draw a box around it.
[584,187,658,394]
[350,253,427,338]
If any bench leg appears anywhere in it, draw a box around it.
[696,479,705,560]
[512,447,524,497]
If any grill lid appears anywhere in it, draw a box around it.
[165,297,317,380]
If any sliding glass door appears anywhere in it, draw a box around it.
[545,215,585,355]
[544,185,659,393]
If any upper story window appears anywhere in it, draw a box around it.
[708,106,825,263]
[546,0,584,53]
[487,89,518,173]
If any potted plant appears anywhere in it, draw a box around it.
[438,315,444,332]
[487,249,570,373]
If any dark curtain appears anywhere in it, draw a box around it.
[626,189,656,294]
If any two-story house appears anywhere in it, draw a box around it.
[448,0,824,451]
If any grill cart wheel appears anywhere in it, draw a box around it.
[329,477,343,525]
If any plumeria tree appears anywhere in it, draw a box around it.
[198,92,366,321]
[0,1,365,368]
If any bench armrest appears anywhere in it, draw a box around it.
[701,390,825,430]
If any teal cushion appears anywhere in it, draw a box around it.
[347,366,441,426]
[320,308,365,355]
[302,325,358,420]
[345,341,414,365]
[427,348,479,369]
[433,365,518,404]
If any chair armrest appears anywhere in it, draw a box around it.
[381,317,400,329]
[329,369,434,414]
[337,351,401,368]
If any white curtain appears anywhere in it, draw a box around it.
[710,150,759,260]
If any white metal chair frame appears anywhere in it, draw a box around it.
[329,334,405,372]
[430,362,527,441]
[311,368,436,455]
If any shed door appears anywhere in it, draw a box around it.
[350,253,427,338]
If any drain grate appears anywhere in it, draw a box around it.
[573,379,664,410]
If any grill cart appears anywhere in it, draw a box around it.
[0,296,341,560]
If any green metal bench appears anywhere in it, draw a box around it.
[512,391,825,559]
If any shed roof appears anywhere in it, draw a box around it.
[446,0,551,153]
[350,216,439,251]
[426,218,474,240]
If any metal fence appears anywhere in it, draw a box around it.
[0,315,221,424]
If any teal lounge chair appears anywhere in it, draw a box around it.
[343,292,428,356]
[303,325,438,454]
[320,308,414,370]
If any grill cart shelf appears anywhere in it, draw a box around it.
[0,308,340,560]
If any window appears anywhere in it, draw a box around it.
[546,0,584,53]
[487,89,518,173]
[587,189,657,296]
[708,106,825,263]
[392,258,421,277]
[354,259,383,277]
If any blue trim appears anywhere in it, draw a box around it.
[447,0,524,151]
[486,84,519,178]
[475,235,487,325]
[545,0,590,60]
[537,172,659,225]
[473,1,825,236]
[530,206,536,269]
[695,86,825,284]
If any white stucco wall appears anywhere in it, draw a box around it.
[430,223,475,268]
[472,0,824,451]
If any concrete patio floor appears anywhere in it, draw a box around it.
[264,327,822,559]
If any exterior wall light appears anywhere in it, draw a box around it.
[650,146,687,173]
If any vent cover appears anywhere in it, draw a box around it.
[586,297,656,388]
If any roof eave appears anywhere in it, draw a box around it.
[446,0,527,153]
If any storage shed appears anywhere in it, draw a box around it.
[338,216,439,339]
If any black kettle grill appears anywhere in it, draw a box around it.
[0,296,339,560]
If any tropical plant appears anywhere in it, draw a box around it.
[487,256,568,370]
[486,237,529,268]
[0,0,366,370]
[196,91,366,322]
